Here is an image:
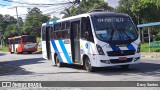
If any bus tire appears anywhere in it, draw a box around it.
[55,55,63,67]
[84,57,95,72]
[10,52,14,54]
[120,65,129,69]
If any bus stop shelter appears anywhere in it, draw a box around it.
[137,22,160,52]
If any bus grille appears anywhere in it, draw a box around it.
[107,50,135,56]
[109,58,133,64]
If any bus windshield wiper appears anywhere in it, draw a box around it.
[109,23,115,42]
[117,28,132,41]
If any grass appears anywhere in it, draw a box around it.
[141,42,160,52]
[0,46,8,52]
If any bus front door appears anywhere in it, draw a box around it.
[10,41,15,53]
[71,21,81,63]
[46,26,51,60]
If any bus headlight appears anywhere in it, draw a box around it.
[96,44,105,55]
[137,44,141,53]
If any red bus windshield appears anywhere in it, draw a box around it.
[22,36,36,43]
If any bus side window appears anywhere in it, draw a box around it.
[42,26,46,41]
[81,17,94,43]
[54,23,62,39]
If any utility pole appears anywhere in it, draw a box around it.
[8,6,21,36]
[0,30,2,50]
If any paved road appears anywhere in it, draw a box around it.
[0,52,160,90]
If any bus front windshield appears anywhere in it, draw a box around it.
[23,36,36,43]
[92,16,138,44]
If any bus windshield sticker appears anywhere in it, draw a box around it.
[95,31,107,34]
[97,17,124,23]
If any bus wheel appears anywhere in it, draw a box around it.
[84,57,95,72]
[55,56,63,67]
[10,52,14,54]
[120,65,129,69]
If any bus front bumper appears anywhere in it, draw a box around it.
[91,53,141,67]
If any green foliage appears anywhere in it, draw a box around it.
[60,8,71,18]
[141,43,160,52]
[70,0,113,16]
[5,24,18,36]
[131,0,160,23]
[0,45,8,52]
[23,7,50,37]
[0,14,17,35]
[155,32,160,41]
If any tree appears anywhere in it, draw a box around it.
[23,7,50,37]
[131,0,160,23]
[0,14,17,44]
[50,16,60,21]
[4,24,18,37]
[115,0,138,23]
[70,0,114,16]
[60,8,71,18]
[0,14,17,35]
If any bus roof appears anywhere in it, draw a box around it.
[8,35,35,39]
[89,12,129,17]
[42,12,129,26]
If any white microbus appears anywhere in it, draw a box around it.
[41,12,140,72]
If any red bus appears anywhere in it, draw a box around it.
[8,35,37,54]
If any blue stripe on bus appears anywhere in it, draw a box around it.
[51,40,63,62]
[109,44,120,51]
[127,44,136,50]
[58,40,73,64]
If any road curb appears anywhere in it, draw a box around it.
[141,53,160,58]
[33,51,42,54]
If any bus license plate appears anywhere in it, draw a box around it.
[119,57,127,61]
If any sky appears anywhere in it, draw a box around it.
[0,0,120,20]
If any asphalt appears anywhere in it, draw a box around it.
[1,51,160,58]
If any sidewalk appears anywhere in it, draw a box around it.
[141,52,160,58]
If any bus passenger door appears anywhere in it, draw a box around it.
[71,21,81,63]
[11,40,15,53]
[46,26,51,60]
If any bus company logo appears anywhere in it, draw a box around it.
[85,43,88,49]
[2,82,11,87]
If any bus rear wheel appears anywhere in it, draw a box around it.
[84,57,95,72]
[55,55,63,67]
[120,65,129,69]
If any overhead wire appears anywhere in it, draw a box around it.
[1,0,77,19]
[12,4,71,16]
[2,0,72,6]
[43,4,71,15]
